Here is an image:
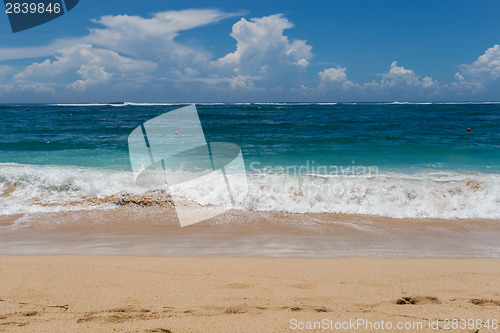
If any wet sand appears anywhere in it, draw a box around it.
[0,206,499,257]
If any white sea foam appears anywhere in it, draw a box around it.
[49,102,341,107]
[241,171,500,219]
[0,163,498,219]
[48,101,500,107]
[50,103,112,106]
[0,163,150,215]
[50,102,186,107]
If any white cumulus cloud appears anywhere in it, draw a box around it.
[460,44,500,80]
[375,61,438,88]
[12,44,157,92]
[71,64,112,90]
[213,14,312,89]
[319,67,348,83]
[0,9,240,96]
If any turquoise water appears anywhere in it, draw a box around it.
[0,102,499,218]
[0,102,498,172]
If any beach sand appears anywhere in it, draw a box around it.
[0,207,499,332]
[0,256,499,332]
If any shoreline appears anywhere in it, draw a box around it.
[1,207,499,258]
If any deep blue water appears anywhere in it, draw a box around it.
[0,102,498,173]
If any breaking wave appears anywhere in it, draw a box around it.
[0,163,499,219]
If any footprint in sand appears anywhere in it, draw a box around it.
[145,329,172,333]
[470,299,500,306]
[396,296,440,305]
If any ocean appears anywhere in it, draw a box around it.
[1,102,499,220]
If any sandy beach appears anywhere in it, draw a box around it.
[0,256,499,332]
[0,207,499,332]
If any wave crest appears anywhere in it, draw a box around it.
[0,163,498,219]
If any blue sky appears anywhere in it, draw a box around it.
[0,0,499,102]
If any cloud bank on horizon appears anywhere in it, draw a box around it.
[0,9,499,102]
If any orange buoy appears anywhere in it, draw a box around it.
[175,131,179,135]
[467,128,471,132]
